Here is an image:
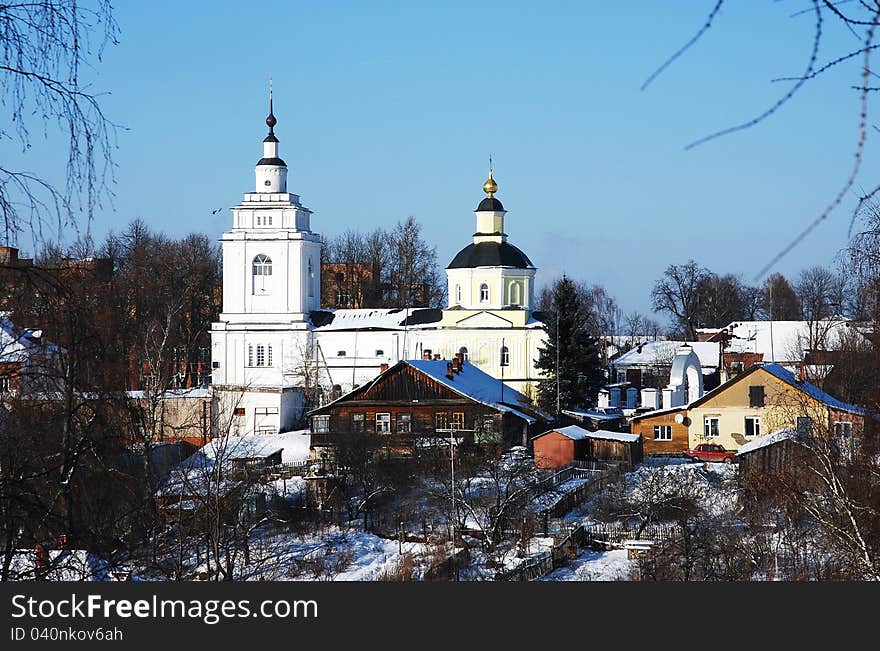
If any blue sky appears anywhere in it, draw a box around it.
[12,1,878,315]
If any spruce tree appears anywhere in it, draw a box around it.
[535,276,605,413]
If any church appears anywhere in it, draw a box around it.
[210,97,549,436]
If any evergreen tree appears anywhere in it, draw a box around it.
[535,276,605,413]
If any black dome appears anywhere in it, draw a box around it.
[447,242,534,269]
[257,157,287,167]
[476,197,505,212]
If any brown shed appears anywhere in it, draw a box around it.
[532,426,590,469]
[532,425,643,470]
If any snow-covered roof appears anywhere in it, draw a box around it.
[584,429,641,443]
[611,341,719,373]
[562,408,623,421]
[406,359,544,423]
[125,388,212,399]
[543,425,591,440]
[535,425,640,443]
[159,430,311,496]
[737,428,797,455]
[310,308,443,331]
[714,320,850,362]
[0,314,61,363]
[761,363,866,416]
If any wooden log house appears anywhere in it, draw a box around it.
[307,356,548,460]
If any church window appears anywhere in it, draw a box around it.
[252,255,272,294]
[509,282,521,306]
[256,345,266,367]
[247,345,254,367]
[267,345,273,367]
[455,285,462,305]
[480,283,489,303]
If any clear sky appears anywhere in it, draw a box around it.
[15,1,879,315]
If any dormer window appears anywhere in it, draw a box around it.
[479,283,489,303]
[252,255,272,294]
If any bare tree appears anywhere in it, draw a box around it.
[651,260,712,339]
[0,1,118,245]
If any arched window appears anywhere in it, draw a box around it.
[252,254,272,294]
[509,282,521,306]
[479,283,489,303]
[500,345,510,367]
[455,284,462,305]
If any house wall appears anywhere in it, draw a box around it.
[687,368,864,451]
[630,410,689,454]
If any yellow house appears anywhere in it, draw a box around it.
[685,363,866,452]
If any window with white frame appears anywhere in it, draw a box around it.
[704,416,720,438]
[267,345,273,367]
[744,416,761,437]
[376,413,391,433]
[653,425,672,440]
[308,258,315,298]
[313,415,330,433]
[479,283,489,303]
[397,413,411,433]
[252,254,272,294]
[451,412,465,430]
[255,407,278,417]
[0,375,9,392]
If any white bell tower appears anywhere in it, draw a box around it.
[217,86,322,325]
[211,87,321,428]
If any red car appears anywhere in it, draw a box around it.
[683,443,737,463]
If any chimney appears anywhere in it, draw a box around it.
[452,358,461,374]
[798,364,806,382]
[446,362,454,380]
[380,363,389,373]
[422,351,431,361]
[434,353,441,360]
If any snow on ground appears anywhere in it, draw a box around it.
[529,477,591,512]
[231,528,432,581]
[541,549,632,581]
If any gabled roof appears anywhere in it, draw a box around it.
[309,359,546,424]
[760,363,866,416]
[611,340,720,372]
[684,363,865,415]
[628,362,867,421]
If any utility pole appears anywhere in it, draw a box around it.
[556,308,561,415]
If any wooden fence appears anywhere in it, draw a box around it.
[584,522,679,546]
